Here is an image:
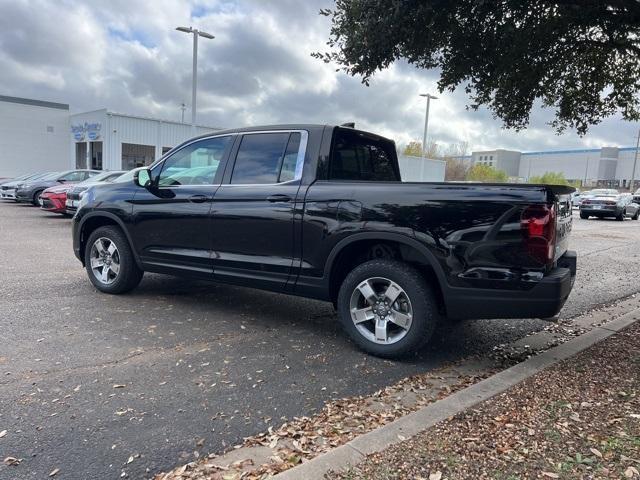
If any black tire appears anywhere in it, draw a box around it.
[616,212,624,221]
[84,225,143,294]
[336,259,439,358]
[579,212,589,219]
[632,210,639,220]
[32,189,44,206]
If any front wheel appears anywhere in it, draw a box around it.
[32,190,44,206]
[579,212,589,219]
[84,226,143,294]
[336,259,440,358]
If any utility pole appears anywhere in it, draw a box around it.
[419,93,438,158]
[631,128,639,192]
[175,26,215,130]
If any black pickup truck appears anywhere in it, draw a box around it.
[72,124,576,357]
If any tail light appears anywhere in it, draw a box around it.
[582,199,591,205]
[521,204,556,265]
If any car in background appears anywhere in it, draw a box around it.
[65,170,126,214]
[15,169,100,206]
[1,172,58,200]
[633,188,640,205]
[0,172,36,186]
[580,192,639,220]
[40,184,73,214]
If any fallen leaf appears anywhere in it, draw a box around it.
[626,466,639,478]
[429,472,442,480]
[542,473,559,479]
[113,384,126,389]
[3,456,21,466]
[0,430,6,438]
[49,468,60,477]
[590,447,602,458]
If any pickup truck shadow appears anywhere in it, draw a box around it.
[127,274,546,364]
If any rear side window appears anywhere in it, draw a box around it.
[329,129,399,181]
[231,132,302,184]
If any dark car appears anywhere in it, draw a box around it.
[15,169,100,206]
[579,193,639,220]
[1,172,57,200]
[72,124,576,358]
[65,170,126,214]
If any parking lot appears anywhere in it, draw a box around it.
[1,201,639,479]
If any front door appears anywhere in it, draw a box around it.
[211,131,305,291]
[130,135,234,275]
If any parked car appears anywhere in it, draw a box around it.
[65,170,127,214]
[15,169,100,206]
[40,184,73,214]
[72,124,577,357]
[633,188,640,205]
[0,172,36,186]
[580,193,639,220]
[1,172,58,200]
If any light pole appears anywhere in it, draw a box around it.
[419,93,438,158]
[631,127,639,192]
[176,26,215,128]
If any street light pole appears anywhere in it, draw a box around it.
[631,127,639,192]
[419,93,438,158]
[176,26,215,129]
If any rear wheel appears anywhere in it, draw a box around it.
[632,210,639,220]
[84,226,143,294]
[579,212,589,219]
[336,259,439,358]
[616,212,624,221]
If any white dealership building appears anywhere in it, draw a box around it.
[0,95,218,178]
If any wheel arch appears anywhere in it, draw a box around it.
[78,212,142,268]
[324,232,448,311]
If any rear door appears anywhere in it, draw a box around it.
[210,130,307,291]
[130,135,234,274]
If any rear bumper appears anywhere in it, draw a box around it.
[446,250,577,320]
[580,207,621,216]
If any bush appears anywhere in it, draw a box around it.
[529,172,570,185]
[466,164,508,182]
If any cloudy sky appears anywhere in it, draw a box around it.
[1,0,638,153]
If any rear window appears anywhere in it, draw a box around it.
[231,132,302,184]
[329,128,399,181]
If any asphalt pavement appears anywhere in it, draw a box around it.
[0,201,639,479]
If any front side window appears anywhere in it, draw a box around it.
[157,136,231,186]
[231,132,301,184]
[60,171,87,182]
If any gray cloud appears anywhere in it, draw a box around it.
[0,0,638,153]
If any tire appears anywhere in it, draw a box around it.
[84,225,143,294]
[632,210,639,220]
[336,259,439,358]
[32,190,44,206]
[579,212,589,219]
[616,212,624,221]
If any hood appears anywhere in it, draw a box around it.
[43,184,72,194]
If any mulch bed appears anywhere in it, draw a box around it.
[337,321,640,480]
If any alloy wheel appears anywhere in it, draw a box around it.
[349,277,413,345]
[89,237,121,285]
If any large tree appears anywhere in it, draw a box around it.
[315,1,640,134]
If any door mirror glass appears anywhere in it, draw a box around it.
[135,168,152,188]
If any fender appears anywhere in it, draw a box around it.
[323,231,449,292]
[77,210,143,269]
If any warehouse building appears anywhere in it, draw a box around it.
[472,146,639,190]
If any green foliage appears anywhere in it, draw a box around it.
[402,141,424,157]
[466,164,508,182]
[316,1,640,134]
[529,171,570,185]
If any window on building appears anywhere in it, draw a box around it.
[157,136,232,186]
[231,132,301,184]
[122,143,156,170]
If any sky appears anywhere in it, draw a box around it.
[1,0,638,153]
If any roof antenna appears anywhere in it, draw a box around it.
[341,122,355,128]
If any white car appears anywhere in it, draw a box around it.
[0,172,52,200]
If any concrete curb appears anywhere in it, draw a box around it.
[274,307,640,480]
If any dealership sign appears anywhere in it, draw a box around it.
[71,122,102,141]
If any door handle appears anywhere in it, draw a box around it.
[188,194,208,203]
[266,194,291,203]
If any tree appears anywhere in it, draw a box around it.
[466,164,508,182]
[442,141,471,181]
[402,141,424,157]
[529,171,570,185]
[316,1,640,134]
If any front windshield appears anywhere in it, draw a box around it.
[38,172,62,181]
[589,189,618,196]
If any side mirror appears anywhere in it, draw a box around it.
[134,168,152,188]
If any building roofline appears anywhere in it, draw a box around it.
[106,110,222,130]
[0,95,69,110]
